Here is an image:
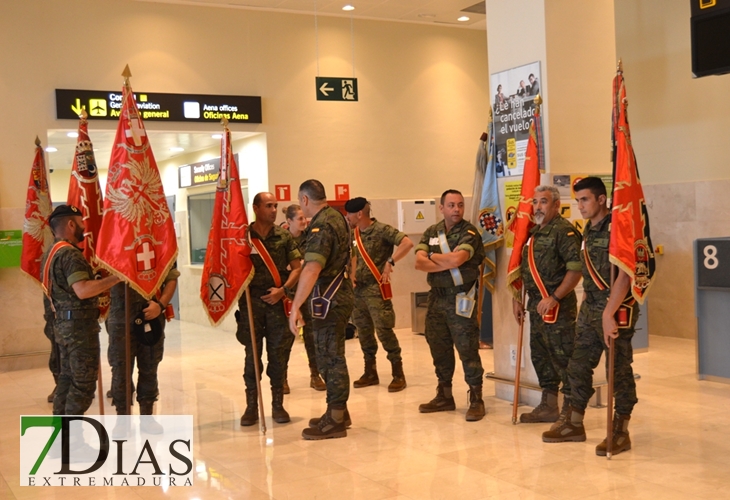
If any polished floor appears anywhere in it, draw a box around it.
[1,320,729,499]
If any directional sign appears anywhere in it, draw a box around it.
[316,77,358,102]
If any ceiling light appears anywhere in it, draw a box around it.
[45,147,58,153]
[170,147,185,152]
[211,134,223,140]
[457,16,470,22]
[67,132,78,138]
[342,5,355,11]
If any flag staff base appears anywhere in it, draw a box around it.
[512,288,527,425]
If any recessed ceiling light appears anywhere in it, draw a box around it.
[418,13,436,18]
[170,147,185,152]
[457,16,470,22]
[67,132,78,138]
[45,147,58,153]
[342,4,355,11]
[211,134,223,140]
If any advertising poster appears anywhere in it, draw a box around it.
[490,61,542,178]
[503,180,523,248]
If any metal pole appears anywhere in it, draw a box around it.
[125,283,132,415]
[606,337,615,459]
[512,287,527,424]
[477,262,485,329]
[97,358,105,415]
[245,288,267,435]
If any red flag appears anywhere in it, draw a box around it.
[506,106,543,301]
[21,138,53,284]
[96,73,177,299]
[67,113,110,319]
[200,125,254,325]
[609,69,655,303]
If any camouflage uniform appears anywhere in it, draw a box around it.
[106,265,180,411]
[352,219,405,364]
[41,242,100,416]
[567,214,639,415]
[521,215,582,396]
[43,296,60,385]
[236,225,301,390]
[416,219,485,387]
[303,206,354,406]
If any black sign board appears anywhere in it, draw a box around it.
[178,154,239,188]
[56,89,262,123]
[315,77,358,102]
[696,238,730,289]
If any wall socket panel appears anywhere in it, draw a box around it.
[509,344,526,368]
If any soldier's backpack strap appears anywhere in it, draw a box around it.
[41,241,74,313]
[437,230,464,286]
[249,234,293,316]
[526,236,559,324]
[354,227,393,300]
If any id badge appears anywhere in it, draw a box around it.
[455,292,476,318]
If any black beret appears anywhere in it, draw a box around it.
[48,204,81,222]
[344,197,368,213]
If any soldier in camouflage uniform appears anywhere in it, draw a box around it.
[289,180,354,440]
[238,192,302,427]
[512,185,582,424]
[283,204,325,391]
[43,296,60,403]
[345,197,413,392]
[415,190,486,422]
[41,205,119,415]
[106,263,179,417]
[542,177,639,456]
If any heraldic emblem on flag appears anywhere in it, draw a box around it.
[96,66,177,299]
[200,121,254,326]
[21,138,54,284]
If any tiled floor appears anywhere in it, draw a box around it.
[2,320,729,499]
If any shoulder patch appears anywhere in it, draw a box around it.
[311,228,320,233]
[567,232,574,236]
[467,230,476,236]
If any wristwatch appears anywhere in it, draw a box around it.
[387,257,395,267]
[283,285,292,297]
[427,252,434,261]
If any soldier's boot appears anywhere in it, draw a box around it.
[542,406,587,442]
[465,385,486,422]
[271,387,291,424]
[282,369,290,394]
[520,389,559,423]
[353,358,379,388]
[418,382,456,413]
[596,414,632,456]
[309,363,326,391]
[139,401,164,435]
[309,406,352,428]
[549,395,572,431]
[302,404,348,440]
[387,360,407,392]
[240,389,259,427]
[47,386,57,403]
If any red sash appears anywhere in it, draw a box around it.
[527,237,559,324]
[41,241,74,312]
[250,236,293,316]
[354,227,393,301]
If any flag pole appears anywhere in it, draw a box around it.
[97,359,105,415]
[245,287,267,434]
[512,287,526,424]
[477,262,485,329]
[125,283,132,416]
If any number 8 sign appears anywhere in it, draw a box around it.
[697,239,730,289]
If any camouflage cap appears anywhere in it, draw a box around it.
[48,204,82,222]
[344,197,368,213]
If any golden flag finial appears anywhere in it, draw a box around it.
[617,59,623,73]
[122,64,132,89]
[80,106,88,120]
[35,136,41,147]
[533,94,542,116]
[220,117,229,129]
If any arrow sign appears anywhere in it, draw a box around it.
[70,98,83,116]
[315,77,358,102]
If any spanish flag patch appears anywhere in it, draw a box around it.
[467,230,476,236]
[311,228,320,233]
[567,232,574,236]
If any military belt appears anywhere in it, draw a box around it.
[430,281,476,296]
[55,309,101,320]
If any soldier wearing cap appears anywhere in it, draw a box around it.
[415,190,486,422]
[344,197,412,392]
[106,263,179,419]
[41,205,119,415]
[289,180,354,440]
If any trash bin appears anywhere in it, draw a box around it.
[411,292,429,334]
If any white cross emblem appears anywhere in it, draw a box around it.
[136,242,155,271]
[125,118,146,147]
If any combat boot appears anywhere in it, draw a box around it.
[309,406,352,428]
[596,413,631,456]
[139,401,164,435]
[542,406,587,442]
[302,404,348,440]
[388,360,407,392]
[240,389,258,427]
[520,389,559,423]
[309,363,326,391]
[549,395,572,431]
[282,369,290,394]
[47,386,57,403]
[271,387,291,424]
[465,385,486,421]
[418,382,456,413]
[353,358,379,388]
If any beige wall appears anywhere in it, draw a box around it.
[0,0,489,362]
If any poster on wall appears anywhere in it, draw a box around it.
[490,61,542,178]
[503,180,523,248]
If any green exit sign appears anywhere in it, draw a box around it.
[315,77,358,102]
